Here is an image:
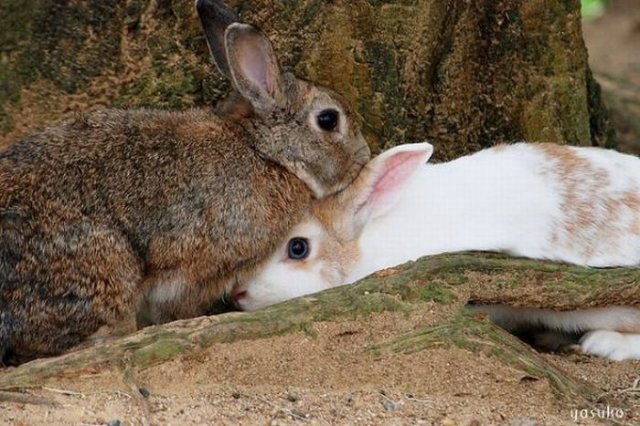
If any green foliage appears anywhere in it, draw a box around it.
[581,0,607,20]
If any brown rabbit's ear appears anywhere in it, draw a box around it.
[224,23,287,115]
[196,0,240,79]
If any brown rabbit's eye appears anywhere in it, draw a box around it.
[287,238,310,260]
[316,109,339,132]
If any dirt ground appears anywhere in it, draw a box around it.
[1,307,639,426]
[1,2,640,426]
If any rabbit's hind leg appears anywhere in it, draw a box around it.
[579,307,640,361]
[2,225,143,362]
[580,331,640,361]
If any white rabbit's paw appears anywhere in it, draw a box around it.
[580,330,640,361]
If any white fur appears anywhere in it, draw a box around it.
[237,143,640,360]
[148,273,186,305]
[238,219,335,311]
[472,305,640,334]
[352,144,640,276]
[580,330,640,361]
[137,271,187,325]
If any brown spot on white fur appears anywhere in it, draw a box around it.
[308,177,368,284]
[535,143,640,262]
[313,212,361,285]
[492,143,511,152]
[623,191,640,234]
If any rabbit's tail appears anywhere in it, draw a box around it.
[467,304,640,334]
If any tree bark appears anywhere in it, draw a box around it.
[0,0,614,158]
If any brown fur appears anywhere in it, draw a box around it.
[0,2,370,364]
[304,162,384,284]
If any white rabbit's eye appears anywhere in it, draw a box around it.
[316,109,339,132]
[287,237,310,260]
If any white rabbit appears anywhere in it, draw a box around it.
[233,142,640,360]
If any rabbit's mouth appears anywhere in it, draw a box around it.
[351,143,373,175]
[331,142,372,195]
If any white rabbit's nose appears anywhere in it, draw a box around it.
[231,288,249,311]
[232,288,247,302]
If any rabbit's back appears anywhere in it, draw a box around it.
[444,143,640,266]
[0,108,308,265]
[531,144,640,266]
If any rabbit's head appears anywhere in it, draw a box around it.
[197,0,370,198]
[232,143,433,310]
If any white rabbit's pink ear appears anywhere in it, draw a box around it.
[224,23,286,115]
[345,143,433,233]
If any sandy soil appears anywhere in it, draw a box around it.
[1,3,640,426]
[2,309,639,426]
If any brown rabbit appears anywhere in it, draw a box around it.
[0,0,370,364]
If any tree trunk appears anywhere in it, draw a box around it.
[0,0,614,158]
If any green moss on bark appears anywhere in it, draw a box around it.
[0,0,614,152]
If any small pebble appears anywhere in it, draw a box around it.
[290,409,309,419]
[231,391,242,399]
[382,400,396,411]
[106,420,121,426]
[286,392,300,402]
[138,387,150,398]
